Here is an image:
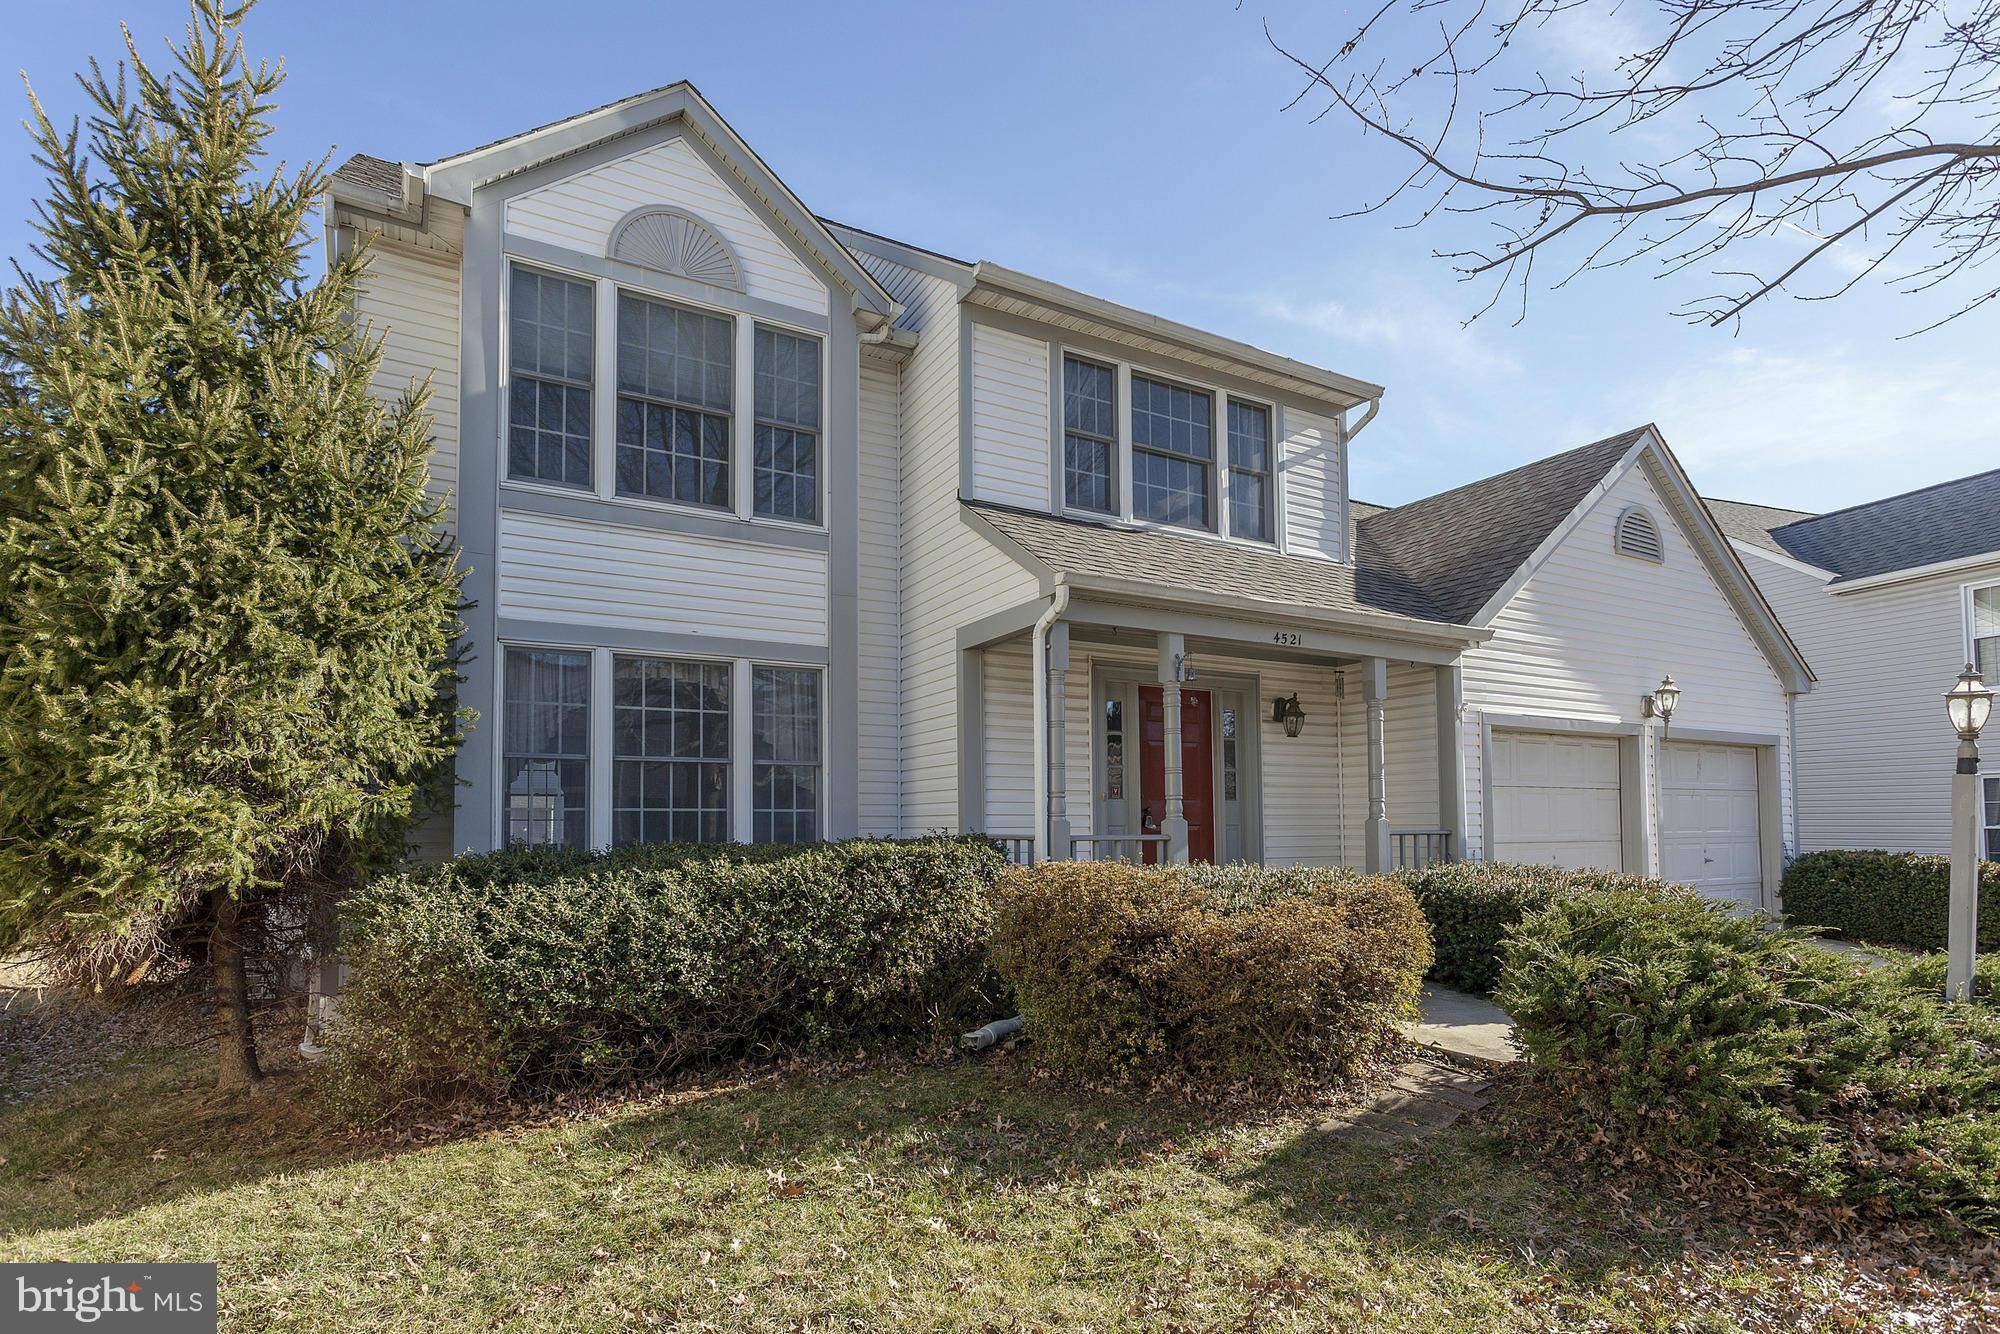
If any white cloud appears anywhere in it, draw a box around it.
[1638,345,1990,507]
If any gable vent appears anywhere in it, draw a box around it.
[1614,506,1665,563]
[607,206,744,292]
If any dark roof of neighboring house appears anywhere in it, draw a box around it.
[1702,497,1817,556]
[1352,426,1653,624]
[1707,469,2000,581]
[964,501,1450,626]
[331,152,405,198]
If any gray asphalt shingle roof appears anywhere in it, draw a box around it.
[1352,427,1652,624]
[964,502,1451,625]
[1756,471,2000,581]
[1702,497,1818,556]
[331,153,405,198]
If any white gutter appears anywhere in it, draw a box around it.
[1827,549,2000,594]
[1346,396,1381,442]
[1030,583,1071,862]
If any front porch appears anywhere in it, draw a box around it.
[960,599,1467,874]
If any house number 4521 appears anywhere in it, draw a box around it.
[1271,630,1303,647]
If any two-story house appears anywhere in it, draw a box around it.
[327,82,1813,910]
[1709,474,2000,860]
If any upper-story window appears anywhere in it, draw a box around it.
[1062,356,1117,514]
[1226,401,1272,542]
[1131,373,1214,530]
[754,325,821,523]
[615,291,734,508]
[1971,584,2000,679]
[508,266,595,488]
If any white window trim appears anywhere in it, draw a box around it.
[1051,343,1282,550]
[1961,575,2000,669]
[498,259,828,532]
[497,638,825,851]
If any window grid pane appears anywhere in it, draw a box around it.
[1131,373,1212,528]
[754,326,821,522]
[1062,357,1116,514]
[1974,588,2000,680]
[503,648,590,848]
[508,268,594,487]
[1987,775,1999,861]
[1226,400,1272,542]
[753,666,820,844]
[612,656,731,845]
[615,291,733,508]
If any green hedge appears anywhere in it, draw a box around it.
[323,837,1008,1115]
[1782,850,2000,952]
[990,861,1430,1086]
[1499,890,2000,1231]
[1399,861,1693,993]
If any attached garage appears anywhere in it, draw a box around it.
[1489,731,1624,870]
[1660,741,1764,908]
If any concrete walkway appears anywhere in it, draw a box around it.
[1401,984,1519,1068]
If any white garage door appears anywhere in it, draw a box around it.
[1491,732,1623,869]
[1661,742,1763,908]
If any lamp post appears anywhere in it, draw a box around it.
[1944,663,1993,1002]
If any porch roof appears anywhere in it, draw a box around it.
[963,501,1469,637]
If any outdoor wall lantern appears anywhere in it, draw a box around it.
[1641,674,1681,734]
[1943,663,1992,1003]
[1272,693,1306,738]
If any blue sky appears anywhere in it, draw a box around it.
[5,0,1992,511]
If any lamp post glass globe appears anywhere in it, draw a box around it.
[1652,675,1680,722]
[1945,664,1994,741]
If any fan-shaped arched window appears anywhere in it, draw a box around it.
[1614,505,1665,563]
[607,206,744,293]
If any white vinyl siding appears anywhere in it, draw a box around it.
[1460,459,1794,867]
[851,249,1041,834]
[1280,407,1347,562]
[856,357,904,835]
[1742,550,2000,855]
[969,322,1052,509]
[503,135,828,315]
[495,510,828,645]
[350,240,462,524]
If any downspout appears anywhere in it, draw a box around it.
[1345,395,1382,442]
[1031,582,1071,862]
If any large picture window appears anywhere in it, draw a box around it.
[1131,373,1214,529]
[1226,400,1272,542]
[753,325,821,522]
[612,655,731,845]
[508,267,594,488]
[752,666,821,844]
[502,647,590,848]
[615,292,733,508]
[1062,356,1116,514]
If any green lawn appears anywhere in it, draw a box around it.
[1,998,1989,1331]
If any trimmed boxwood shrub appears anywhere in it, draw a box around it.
[1399,861,1692,993]
[1499,889,2000,1231]
[990,861,1431,1086]
[1782,849,2000,952]
[323,837,1007,1114]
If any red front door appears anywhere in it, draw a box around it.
[1138,687,1216,863]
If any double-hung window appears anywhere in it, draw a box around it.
[508,267,594,488]
[753,325,821,522]
[1130,373,1214,529]
[1062,356,1117,514]
[752,666,821,843]
[1973,585,2000,680]
[612,656,731,845]
[502,648,591,848]
[615,292,733,508]
[1226,400,1273,542]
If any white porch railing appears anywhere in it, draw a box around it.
[1392,828,1454,871]
[994,835,1035,866]
[1068,834,1170,862]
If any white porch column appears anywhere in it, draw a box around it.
[1362,657,1391,874]
[1046,622,1072,859]
[1158,632,1190,863]
[1435,662,1465,861]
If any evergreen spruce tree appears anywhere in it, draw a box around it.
[0,1,465,1088]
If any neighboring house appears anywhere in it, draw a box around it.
[325,82,1811,911]
[1709,473,2000,859]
